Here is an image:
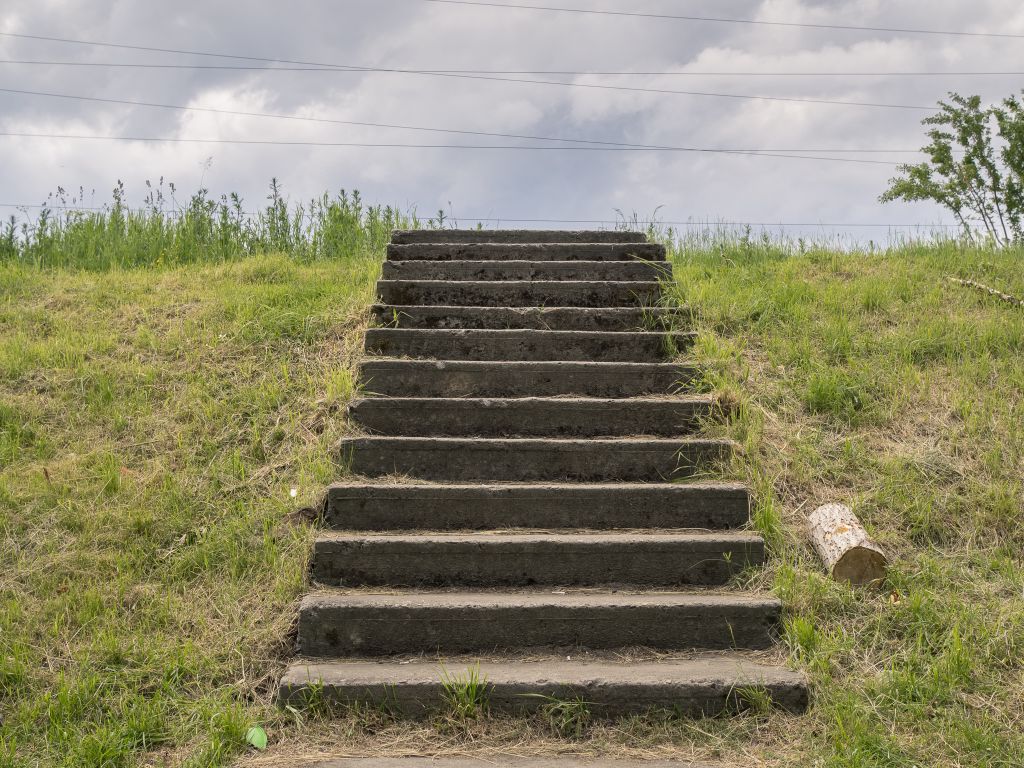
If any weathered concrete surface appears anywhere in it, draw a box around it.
[297,592,781,655]
[348,396,714,437]
[363,329,693,362]
[311,531,765,587]
[390,229,648,245]
[381,260,670,282]
[357,360,697,398]
[370,304,688,331]
[388,243,665,262]
[338,437,733,482]
[377,280,662,308]
[279,656,808,715]
[324,481,750,530]
[276,227,802,730]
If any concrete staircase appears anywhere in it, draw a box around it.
[279,229,807,718]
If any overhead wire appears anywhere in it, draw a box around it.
[0,89,926,165]
[0,130,913,165]
[418,0,1024,39]
[1,59,1022,77]
[0,32,939,110]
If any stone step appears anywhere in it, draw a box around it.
[370,304,687,331]
[323,482,750,530]
[297,591,781,656]
[298,760,717,768]
[311,532,765,587]
[387,243,664,262]
[381,259,670,282]
[279,656,808,716]
[358,360,696,398]
[348,396,714,437]
[391,229,648,245]
[377,280,662,307]
[363,329,692,362]
[338,437,733,482]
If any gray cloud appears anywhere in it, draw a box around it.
[2,0,1023,239]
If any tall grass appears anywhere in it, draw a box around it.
[0,179,419,269]
[3,185,987,273]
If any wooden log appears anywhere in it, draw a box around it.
[808,503,887,586]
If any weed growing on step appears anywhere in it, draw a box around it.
[734,686,774,717]
[346,686,402,732]
[438,664,491,720]
[525,694,593,739]
[282,679,334,726]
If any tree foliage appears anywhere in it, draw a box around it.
[881,92,1024,245]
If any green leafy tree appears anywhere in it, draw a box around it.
[881,92,1024,245]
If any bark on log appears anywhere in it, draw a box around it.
[808,503,887,586]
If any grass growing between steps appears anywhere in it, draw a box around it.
[2,221,1022,767]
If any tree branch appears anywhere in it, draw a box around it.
[947,277,1024,307]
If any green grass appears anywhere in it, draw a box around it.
[1,194,1022,766]
[438,664,491,721]
[525,693,593,739]
[0,247,381,767]
[666,233,1024,767]
[0,182,413,269]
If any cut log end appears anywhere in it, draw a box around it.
[833,546,888,586]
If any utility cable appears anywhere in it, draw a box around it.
[0,32,938,110]
[419,0,1024,39]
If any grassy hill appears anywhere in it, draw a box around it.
[1,200,1022,767]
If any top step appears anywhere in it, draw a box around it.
[392,229,647,245]
[387,243,666,262]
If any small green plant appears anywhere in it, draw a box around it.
[438,664,491,719]
[525,693,593,739]
[347,684,401,730]
[287,679,331,719]
[734,685,774,717]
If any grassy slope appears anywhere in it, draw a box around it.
[672,241,1024,767]
[1,241,1022,767]
[0,255,377,766]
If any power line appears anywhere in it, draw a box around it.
[419,0,1024,39]
[1,59,1022,77]
[0,91,916,163]
[0,203,960,228]
[0,131,908,165]
[0,87,761,150]
[0,32,937,110]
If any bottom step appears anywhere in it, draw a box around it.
[305,760,714,768]
[278,657,808,716]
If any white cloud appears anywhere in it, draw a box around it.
[1,0,1020,237]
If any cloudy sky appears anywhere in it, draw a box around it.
[2,0,1023,239]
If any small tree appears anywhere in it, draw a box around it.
[881,92,1023,245]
